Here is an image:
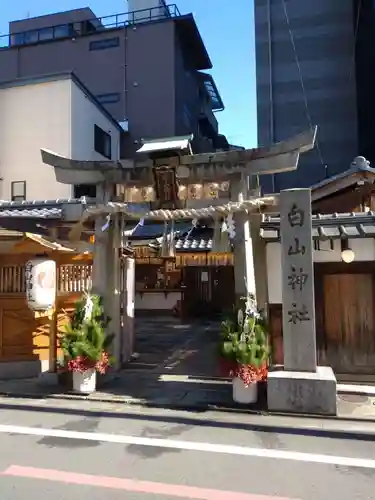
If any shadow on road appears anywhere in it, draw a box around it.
[0,400,374,442]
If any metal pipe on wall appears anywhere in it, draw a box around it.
[122,18,129,122]
[266,0,276,193]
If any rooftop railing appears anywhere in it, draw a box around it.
[0,4,181,48]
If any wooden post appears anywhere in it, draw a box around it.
[48,254,58,373]
[111,214,122,370]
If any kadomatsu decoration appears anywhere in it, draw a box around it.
[219,295,269,403]
[60,294,114,393]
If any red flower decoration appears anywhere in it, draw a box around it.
[220,358,267,386]
[67,352,110,374]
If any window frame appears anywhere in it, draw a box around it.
[89,37,119,51]
[11,181,26,202]
[74,184,97,199]
[96,93,121,105]
[94,124,112,160]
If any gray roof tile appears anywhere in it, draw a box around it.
[175,236,212,251]
[0,207,62,218]
[147,227,213,252]
[0,198,91,219]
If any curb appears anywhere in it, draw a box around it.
[0,390,375,440]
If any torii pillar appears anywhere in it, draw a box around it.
[39,151,127,371]
[91,182,122,371]
[227,128,317,309]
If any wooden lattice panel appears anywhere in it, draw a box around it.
[58,264,92,293]
[0,266,26,294]
[0,263,93,295]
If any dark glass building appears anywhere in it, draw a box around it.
[255,0,375,193]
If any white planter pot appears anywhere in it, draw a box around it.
[232,377,258,404]
[72,369,96,394]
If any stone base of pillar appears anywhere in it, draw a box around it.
[267,366,337,416]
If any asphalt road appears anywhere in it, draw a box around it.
[0,399,374,499]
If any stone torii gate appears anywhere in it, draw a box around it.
[41,126,317,368]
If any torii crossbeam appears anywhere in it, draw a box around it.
[41,127,317,185]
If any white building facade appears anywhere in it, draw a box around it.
[0,72,121,201]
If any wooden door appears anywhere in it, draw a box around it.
[211,266,235,315]
[0,298,46,361]
[182,266,235,318]
[182,266,211,317]
[322,273,375,373]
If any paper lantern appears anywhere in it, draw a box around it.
[25,259,56,311]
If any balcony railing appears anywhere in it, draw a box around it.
[0,4,181,48]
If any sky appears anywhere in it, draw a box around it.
[0,0,257,148]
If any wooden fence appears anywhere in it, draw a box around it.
[0,263,92,295]
[0,260,93,363]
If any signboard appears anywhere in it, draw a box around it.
[153,166,181,209]
[25,259,57,311]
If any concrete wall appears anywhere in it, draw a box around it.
[266,238,375,303]
[70,79,120,161]
[128,0,169,22]
[0,75,120,200]
[0,78,71,200]
[255,0,358,192]
[135,291,181,310]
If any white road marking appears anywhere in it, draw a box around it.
[0,423,374,469]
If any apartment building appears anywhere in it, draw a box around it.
[0,1,227,159]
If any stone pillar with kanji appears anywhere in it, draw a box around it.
[267,188,337,415]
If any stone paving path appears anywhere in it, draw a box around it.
[0,316,374,421]
[0,316,231,407]
[127,317,219,373]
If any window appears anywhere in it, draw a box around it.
[38,27,54,41]
[96,93,121,105]
[11,181,26,202]
[24,30,38,44]
[53,24,71,39]
[89,37,119,51]
[74,184,96,199]
[81,20,98,35]
[94,124,112,159]
[11,23,72,46]
[183,105,191,130]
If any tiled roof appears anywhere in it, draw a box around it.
[261,212,375,240]
[0,206,62,218]
[0,198,91,218]
[175,232,212,251]
[127,221,192,240]
[174,227,213,252]
[311,157,375,191]
[143,227,213,252]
